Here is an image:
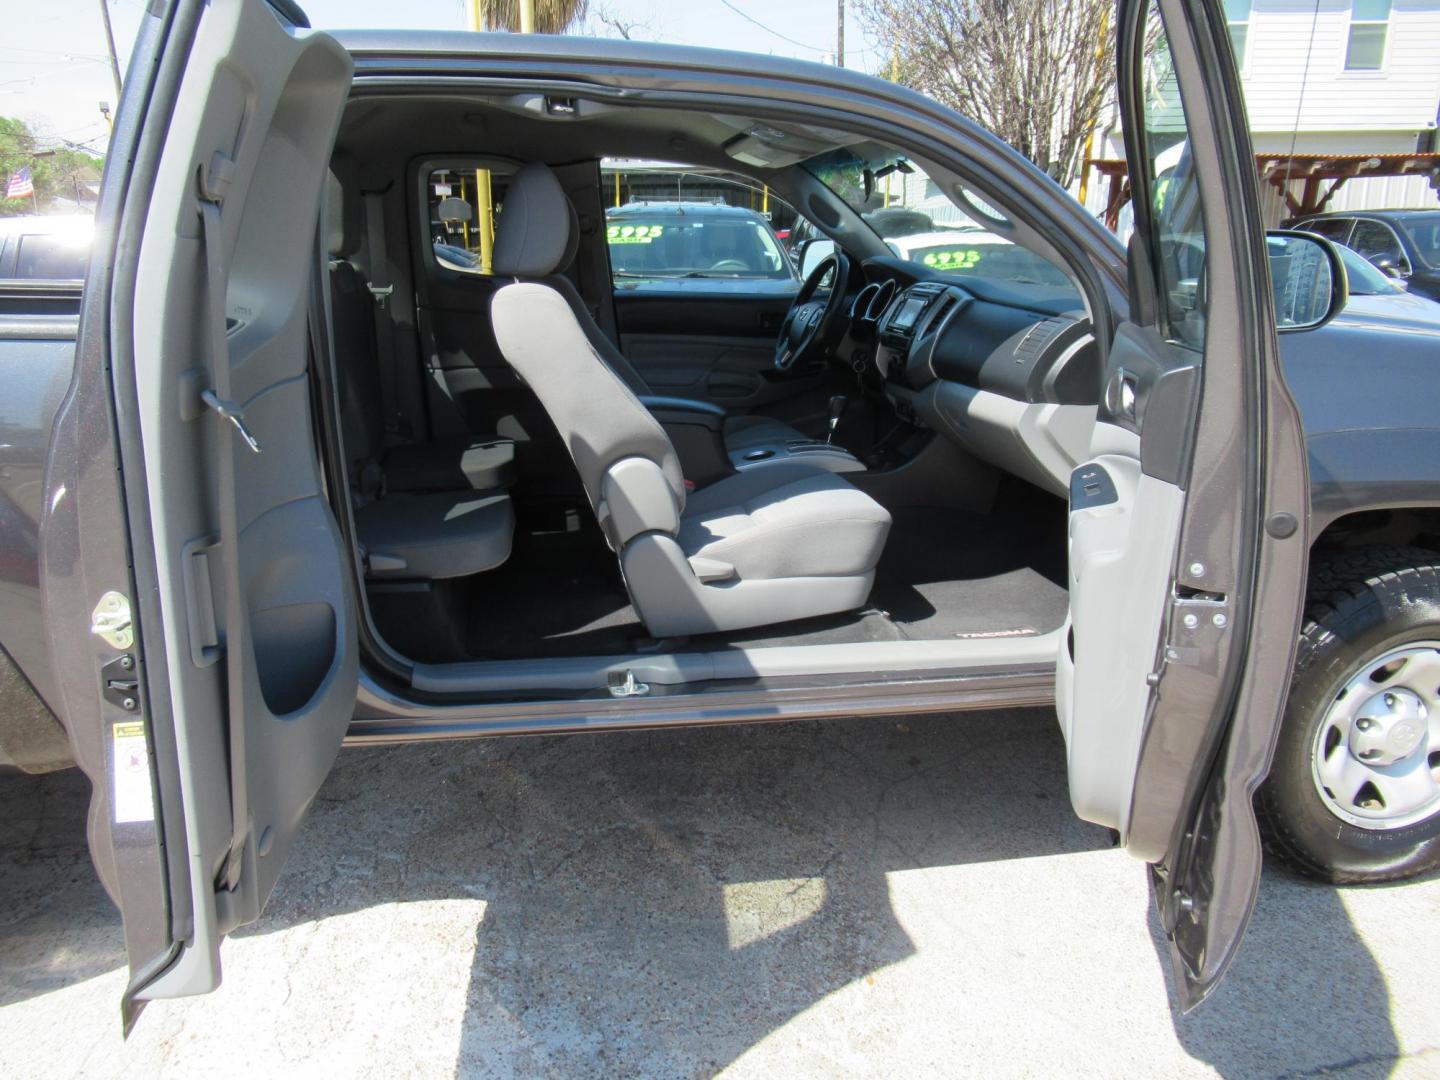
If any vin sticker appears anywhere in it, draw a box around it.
[112,720,155,824]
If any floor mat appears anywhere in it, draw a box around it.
[463,487,1069,659]
[870,498,1069,641]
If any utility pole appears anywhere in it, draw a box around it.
[98,0,123,104]
[836,0,844,66]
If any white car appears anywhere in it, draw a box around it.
[883,229,1077,291]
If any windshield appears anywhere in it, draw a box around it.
[804,147,1077,298]
[1395,212,1440,271]
[1335,243,1399,296]
[605,212,795,280]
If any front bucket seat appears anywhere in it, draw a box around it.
[491,280,891,638]
[491,162,814,458]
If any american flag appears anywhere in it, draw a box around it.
[6,167,35,200]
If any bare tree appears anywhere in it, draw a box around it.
[859,0,1116,188]
[587,2,655,39]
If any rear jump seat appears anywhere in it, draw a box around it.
[326,177,515,581]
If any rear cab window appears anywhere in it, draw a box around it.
[422,162,514,276]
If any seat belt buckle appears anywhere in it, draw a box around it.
[367,283,394,308]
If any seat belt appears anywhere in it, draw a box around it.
[362,191,407,442]
[196,152,258,895]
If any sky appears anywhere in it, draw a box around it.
[1,0,884,156]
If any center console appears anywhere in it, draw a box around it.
[730,439,865,474]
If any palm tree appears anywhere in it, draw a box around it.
[467,0,589,33]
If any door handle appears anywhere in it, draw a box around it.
[1105,367,1138,421]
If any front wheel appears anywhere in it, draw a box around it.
[1258,547,1440,884]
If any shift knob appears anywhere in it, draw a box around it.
[826,394,848,444]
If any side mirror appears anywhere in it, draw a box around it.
[1265,230,1348,332]
[1372,255,1413,280]
[799,238,838,279]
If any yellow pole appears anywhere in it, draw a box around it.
[466,0,482,31]
[519,0,535,32]
[762,184,769,214]
[459,176,471,249]
[615,172,622,207]
[476,168,494,273]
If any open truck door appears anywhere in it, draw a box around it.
[1057,0,1317,1008]
[42,0,355,1029]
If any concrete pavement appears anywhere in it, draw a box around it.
[2,708,1438,1078]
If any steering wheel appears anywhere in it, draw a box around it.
[774,252,851,371]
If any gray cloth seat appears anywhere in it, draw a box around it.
[352,491,515,580]
[488,166,890,637]
[326,173,515,580]
[326,181,516,496]
[486,164,814,457]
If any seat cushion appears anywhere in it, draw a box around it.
[354,491,514,580]
[678,464,890,582]
[382,439,517,494]
[722,414,809,453]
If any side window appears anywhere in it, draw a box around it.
[1350,220,1405,267]
[1345,0,1391,70]
[599,163,801,288]
[1302,218,1354,245]
[424,164,512,276]
[1135,5,1207,350]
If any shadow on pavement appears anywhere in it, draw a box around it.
[253,709,1111,1074]
[0,708,1404,1078]
[1153,865,1399,1079]
[0,766,125,1008]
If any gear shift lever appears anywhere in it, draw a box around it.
[826,394,848,445]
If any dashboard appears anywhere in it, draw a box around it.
[847,258,1100,496]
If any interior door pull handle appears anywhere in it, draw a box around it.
[1107,368,1138,420]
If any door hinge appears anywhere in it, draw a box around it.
[91,590,134,650]
[1160,589,1231,672]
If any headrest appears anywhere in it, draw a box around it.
[492,162,570,277]
[557,197,580,274]
[325,170,360,258]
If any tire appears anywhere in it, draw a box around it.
[1258,546,1440,884]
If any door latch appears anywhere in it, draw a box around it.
[607,669,650,698]
[91,590,134,650]
[101,654,140,712]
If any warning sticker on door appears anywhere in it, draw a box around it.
[112,720,155,824]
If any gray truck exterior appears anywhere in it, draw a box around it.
[3,275,1436,770]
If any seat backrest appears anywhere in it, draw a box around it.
[492,162,652,396]
[325,170,385,469]
[491,281,685,543]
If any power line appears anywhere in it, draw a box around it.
[715,0,828,55]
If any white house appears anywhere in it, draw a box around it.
[1083,0,1440,223]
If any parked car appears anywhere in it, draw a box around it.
[605,201,800,297]
[884,228,1080,293]
[4,0,1440,1030]
[1329,240,1440,331]
[1289,209,1440,301]
[0,213,93,281]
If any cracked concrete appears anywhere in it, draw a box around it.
[2,708,1439,1078]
